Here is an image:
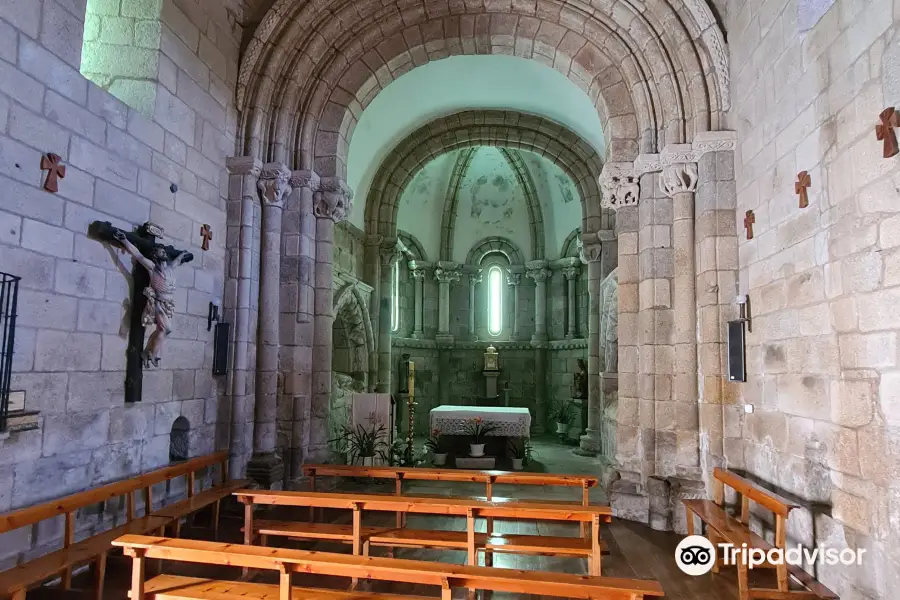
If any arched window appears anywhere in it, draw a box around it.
[487,265,503,336]
[391,260,400,332]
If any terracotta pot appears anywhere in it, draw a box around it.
[511,458,524,470]
[433,453,448,466]
[556,422,569,434]
[469,443,486,457]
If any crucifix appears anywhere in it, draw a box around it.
[89,221,193,403]
[744,210,755,240]
[41,153,66,193]
[200,224,213,251]
[876,107,900,158]
[795,171,811,208]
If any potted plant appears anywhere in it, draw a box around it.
[424,429,448,466]
[552,401,573,435]
[507,439,534,470]
[465,417,498,457]
[329,423,389,466]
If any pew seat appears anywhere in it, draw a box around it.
[253,518,607,558]
[132,574,434,600]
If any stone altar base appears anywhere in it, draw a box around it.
[456,457,496,469]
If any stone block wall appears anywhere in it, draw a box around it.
[730,0,900,596]
[333,221,364,279]
[0,0,243,567]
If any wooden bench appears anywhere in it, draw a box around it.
[113,535,665,599]
[0,451,247,600]
[303,464,600,536]
[236,489,610,575]
[683,468,838,600]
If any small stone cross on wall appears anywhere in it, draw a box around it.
[40,153,66,193]
[876,107,900,158]
[744,210,755,240]
[200,224,213,251]
[795,171,811,208]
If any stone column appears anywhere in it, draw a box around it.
[378,239,401,393]
[468,269,482,339]
[563,265,580,339]
[507,273,521,340]
[410,262,426,339]
[363,235,383,389]
[434,262,460,344]
[661,161,700,479]
[246,162,291,488]
[526,261,550,343]
[224,157,262,479]
[578,235,604,456]
[285,169,319,481]
[308,178,353,462]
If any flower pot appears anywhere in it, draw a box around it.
[469,443,486,457]
[556,422,569,434]
[511,458,524,470]
[359,455,376,467]
[433,453,448,466]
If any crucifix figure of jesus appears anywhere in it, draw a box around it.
[744,210,755,240]
[876,107,900,158]
[114,230,192,367]
[795,171,811,208]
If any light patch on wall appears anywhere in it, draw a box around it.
[883,30,900,107]
[797,0,837,32]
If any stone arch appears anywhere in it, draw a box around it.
[397,230,428,262]
[560,228,582,259]
[465,237,525,267]
[237,0,730,173]
[365,110,610,240]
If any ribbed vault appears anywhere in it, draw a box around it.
[236,0,730,179]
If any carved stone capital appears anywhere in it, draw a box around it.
[379,238,401,267]
[314,177,354,221]
[410,267,426,281]
[226,156,262,177]
[563,266,581,280]
[526,261,551,283]
[470,269,483,285]
[506,273,521,286]
[290,169,320,191]
[599,162,640,209]
[579,232,603,263]
[257,162,291,208]
[434,261,461,284]
[660,162,699,198]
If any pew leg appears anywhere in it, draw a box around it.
[11,590,25,600]
[260,534,268,547]
[776,561,789,592]
[174,518,182,539]
[212,499,221,540]
[736,559,750,600]
[685,507,694,536]
[94,551,108,600]
[708,531,720,574]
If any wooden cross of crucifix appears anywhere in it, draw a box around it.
[200,224,213,251]
[795,171,811,208]
[876,107,900,158]
[40,153,66,193]
[744,210,755,240]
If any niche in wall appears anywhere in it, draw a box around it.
[169,416,190,462]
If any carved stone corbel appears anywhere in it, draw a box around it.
[660,162,699,198]
[258,163,292,207]
[599,162,640,209]
[315,177,354,221]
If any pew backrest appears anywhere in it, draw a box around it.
[113,535,664,598]
[234,489,612,522]
[712,468,799,519]
[303,464,598,488]
[0,451,230,534]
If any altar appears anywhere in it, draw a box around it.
[429,406,532,438]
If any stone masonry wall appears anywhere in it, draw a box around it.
[730,0,900,596]
[0,0,243,568]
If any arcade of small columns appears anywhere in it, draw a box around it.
[222,129,738,530]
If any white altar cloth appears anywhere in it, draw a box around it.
[429,406,531,438]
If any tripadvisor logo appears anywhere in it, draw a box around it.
[675,535,867,576]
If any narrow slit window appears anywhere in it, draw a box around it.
[488,266,502,336]
[391,260,400,332]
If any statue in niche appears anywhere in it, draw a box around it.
[113,228,193,367]
[571,358,588,399]
[599,269,618,373]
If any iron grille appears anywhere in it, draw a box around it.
[0,272,21,433]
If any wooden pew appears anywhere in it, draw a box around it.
[0,451,247,600]
[236,489,611,575]
[303,464,600,536]
[113,535,666,599]
[683,468,838,600]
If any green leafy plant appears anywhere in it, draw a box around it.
[551,401,574,425]
[328,423,389,465]
[465,417,499,443]
[424,429,445,454]
[508,439,536,465]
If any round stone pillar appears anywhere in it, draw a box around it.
[578,236,604,456]
[526,261,550,343]
[410,263,426,338]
